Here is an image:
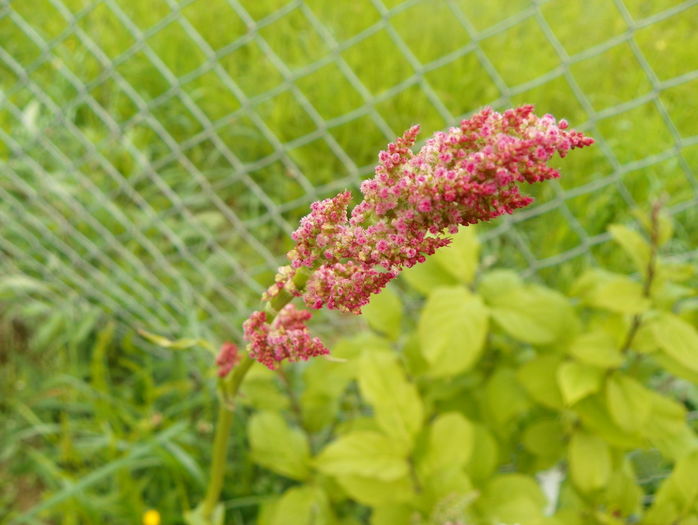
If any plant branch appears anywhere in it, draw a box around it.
[620,201,661,354]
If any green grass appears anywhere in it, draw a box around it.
[0,312,282,524]
[1,0,696,327]
[1,0,697,522]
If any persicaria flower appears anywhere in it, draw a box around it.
[278,106,593,316]
[243,304,329,370]
[240,105,593,368]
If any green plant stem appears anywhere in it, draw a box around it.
[200,354,254,519]
[199,267,313,520]
[620,201,661,354]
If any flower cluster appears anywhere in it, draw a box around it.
[280,105,592,314]
[242,304,329,370]
[241,105,593,369]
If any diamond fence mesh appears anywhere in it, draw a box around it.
[1,0,697,339]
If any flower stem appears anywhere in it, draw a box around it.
[619,201,661,354]
[200,354,254,519]
[199,269,308,520]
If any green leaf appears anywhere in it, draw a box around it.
[163,441,205,487]
[645,392,697,461]
[339,518,363,525]
[605,374,652,433]
[357,352,424,451]
[651,313,698,374]
[401,257,460,296]
[402,330,429,377]
[653,352,698,384]
[654,279,697,308]
[608,224,651,274]
[634,321,660,354]
[477,474,547,524]
[478,269,523,303]
[517,355,565,409]
[371,504,414,525]
[417,466,474,515]
[256,499,280,525]
[268,486,336,525]
[334,474,414,507]
[574,270,650,314]
[301,350,356,432]
[557,361,603,405]
[431,225,480,284]
[464,424,499,482]
[575,396,646,450]
[651,423,698,465]
[656,261,696,284]
[418,286,489,377]
[362,285,402,340]
[590,277,650,314]
[522,419,565,458]
[248,411,310,480]
[603,459,642,517]
[300,390,342,434]
[370,505,413,525]
[487,284,577,345]
[137,329,214,352]
[568,331,623,368]
[418,412,474,477]
[649,392,687,436]
[241,377,289,411]
[314,431,409,481]
[334,416,382,436]
[550,509,586,525]
[568,431,612,493]
[302,332,390,432]
[333,332,392,361]
[485,368,530,426]
[671,451,698,506]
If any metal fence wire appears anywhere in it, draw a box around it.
[1,0,697,339]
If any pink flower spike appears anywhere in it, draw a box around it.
[245,105,593,368]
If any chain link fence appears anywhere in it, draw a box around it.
[1,0,697,339]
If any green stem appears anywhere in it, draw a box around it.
[201,402,233,517]
[201,354,254,519]
[199,267,311,519]
[619,202,661,355]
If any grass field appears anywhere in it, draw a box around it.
[1,0,697,522]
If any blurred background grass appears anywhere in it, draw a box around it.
[1,0,697,522]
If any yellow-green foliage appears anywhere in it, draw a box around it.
[244,217,698,525]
